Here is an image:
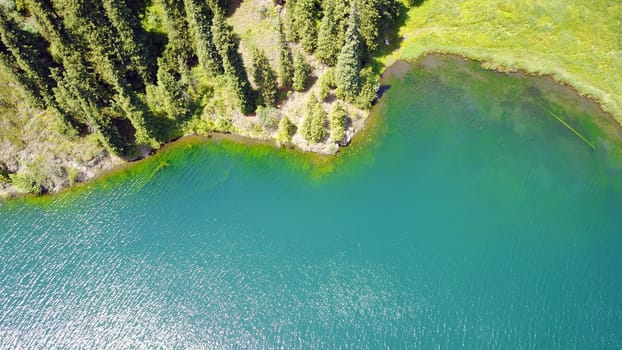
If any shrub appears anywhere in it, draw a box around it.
[256,106,281,130]
[276,115,297,145]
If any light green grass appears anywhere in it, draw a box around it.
[385,0,622,123]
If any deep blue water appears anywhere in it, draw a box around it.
[2,56,622,349]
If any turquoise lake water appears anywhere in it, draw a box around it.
[2,56,622,348]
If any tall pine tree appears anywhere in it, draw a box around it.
[251,49,278,107]
[294,0,320,53]
[102,0,153,84]
[292,49,311,92]
[183,0,223,76]
[54,0,156,146]
[211,9,254,114]
[0,8,56,109]
[277,18,294,89]
[316,0,341,66]
[335,2,362,102]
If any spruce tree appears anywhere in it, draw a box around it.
[54,0,156,146]
[102,0,153,84]
[156,54,191,119]
[329,101,347,142]
[0,47,45,109]
[335,2,362,102]
[294,0,320,52]
[23,0,137,155]
[277,18,294,89]
[316,0,341,66]
[0,9,54,109]
[283,0,298,42]
[300,94,327,143]
[183,0,223,76]
[358,0,400,53]
[211,9,254,114]
[159,0,193,61]
[251,49,278,107]
[292,50,311,92]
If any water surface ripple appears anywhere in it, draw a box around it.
[2,56,622,349]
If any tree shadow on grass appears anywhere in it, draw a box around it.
[368,1,412,75]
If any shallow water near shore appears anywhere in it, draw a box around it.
[2,55,622,348]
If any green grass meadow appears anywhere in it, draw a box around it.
[387,0,622,123]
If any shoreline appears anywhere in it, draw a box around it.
[390,48,621,127]
[2,52,620,201]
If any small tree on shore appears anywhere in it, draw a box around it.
[301,94,327,143]
[329,101,347,142]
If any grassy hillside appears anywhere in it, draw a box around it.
[387,0,622,123]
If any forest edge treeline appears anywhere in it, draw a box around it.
[0,0,411,195]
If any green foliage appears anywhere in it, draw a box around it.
[256,105,280,130]
[283,0,298,42]
[353,66,378,109]
[251,48,278,107]
[159,0,193,60]
[276,115,297,145]
[277,18,294,89]
[329,101,347,142]
[300,94,327,143]
[292,50,311,92]
[0,162,9,184]
[102,0,153,84]
[318,67,335,101]
[156,56,191,120]
[294,0,320,52]
[315,0,342,66]
[335,2,362,102]
[211,9,254,114]
[397,0,622,123]
[9,172,42,194]
[184,0,223,76]
[358,0,401,53]
[0,8,55,110]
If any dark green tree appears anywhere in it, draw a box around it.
[277,18,294,89]
[211,9,254,114]
[156,54,191,119]
[251,49,278,107]
[53,0,156,146]
[0,8,55,109]
[23,0,136,154]
[183,0,223,75]
[0,46,45,109]
[283,0,298,42]
[292,50,311,92]
[294,0,320,52]
[358,0,400,53]
[316,0,341,66]
[159,0,193,61]
[102,0,153,84]
[335,2,362,102]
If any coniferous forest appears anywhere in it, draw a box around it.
[0,0,403,161]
